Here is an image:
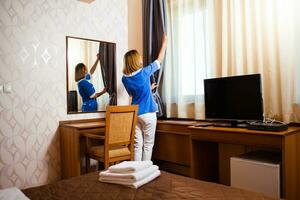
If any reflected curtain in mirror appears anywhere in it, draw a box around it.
[99,43,117,105]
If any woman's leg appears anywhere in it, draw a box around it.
[141,112,157,161]
[134,119,143,161]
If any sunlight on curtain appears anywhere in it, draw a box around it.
[68,39,85,91]
[294,0,300,121]
[164,0,212,119]
[164,0,299,122]
[68,39,85,111]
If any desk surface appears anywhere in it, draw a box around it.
[60,119,299,136]
[61,121,105,129]
[157,120,198,126]
[189,125,300,136]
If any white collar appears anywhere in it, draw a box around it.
[123,68,142,77]
[78,78,84,83]
[78,74,90,83]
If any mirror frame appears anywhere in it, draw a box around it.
[66,35,117,114]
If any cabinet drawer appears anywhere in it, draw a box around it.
[153,132,190,166]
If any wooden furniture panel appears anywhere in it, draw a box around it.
[60,120,105,179]
[282,133,300,199]
[190,128,283,149]
[153,120,196,176]
[190,140,218,182]
[154,132,190,165]
[60,126,80,179]
[218,143,246,185]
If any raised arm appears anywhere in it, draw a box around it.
[156,34,167,64]
[90,54,100,75]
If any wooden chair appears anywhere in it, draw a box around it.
[85,105,138,171]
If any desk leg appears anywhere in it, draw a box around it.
[283,133,300,200]
[218,143,246,185]
[60,127,81,179]
[191,140,219,182]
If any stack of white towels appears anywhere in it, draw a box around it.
[99,161,160,189]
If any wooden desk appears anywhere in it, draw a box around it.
[60,120,105,178]
[189,126,300,200]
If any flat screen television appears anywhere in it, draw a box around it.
[204,74,264,124]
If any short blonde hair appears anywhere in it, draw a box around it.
[75,63,86,82]
[123,50,142,75]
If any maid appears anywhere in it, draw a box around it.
[75,54,106,112]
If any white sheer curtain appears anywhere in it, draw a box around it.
[164,0,300,122]
[295,0,300,121]
[164,0,212,119]
[68,39,85,111]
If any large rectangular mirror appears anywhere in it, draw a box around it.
[66,36,117,114]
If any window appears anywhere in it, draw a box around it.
[163,0,211,118]
[164,0,299,122]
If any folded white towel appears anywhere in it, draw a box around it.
[108,161,153,173]
[99,170,161,189]
[100,165,159,183]
[0,187,30,200]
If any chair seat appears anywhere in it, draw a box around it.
[89,145,131,159]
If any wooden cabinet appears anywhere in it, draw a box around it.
[153,120,197,176]
[60,120,105,179]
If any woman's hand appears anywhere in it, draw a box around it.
[93,88,107,98]
[151,83,157,90]
[101,87,107,93]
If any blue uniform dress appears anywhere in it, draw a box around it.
[122,60,160,116]
[77,74,97,112]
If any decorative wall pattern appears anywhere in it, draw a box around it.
[0,0,128,189]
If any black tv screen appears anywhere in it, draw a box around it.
[204,74,264,121]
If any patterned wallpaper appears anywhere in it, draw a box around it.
[0,0,128,189]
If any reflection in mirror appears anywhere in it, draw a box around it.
[66,36,117,113]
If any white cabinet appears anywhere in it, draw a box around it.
[230,151,281,199]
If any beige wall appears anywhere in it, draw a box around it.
[296,1,300,104]
[117,0,143,104]
[0,0,128,189]
[128,0,143,55]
